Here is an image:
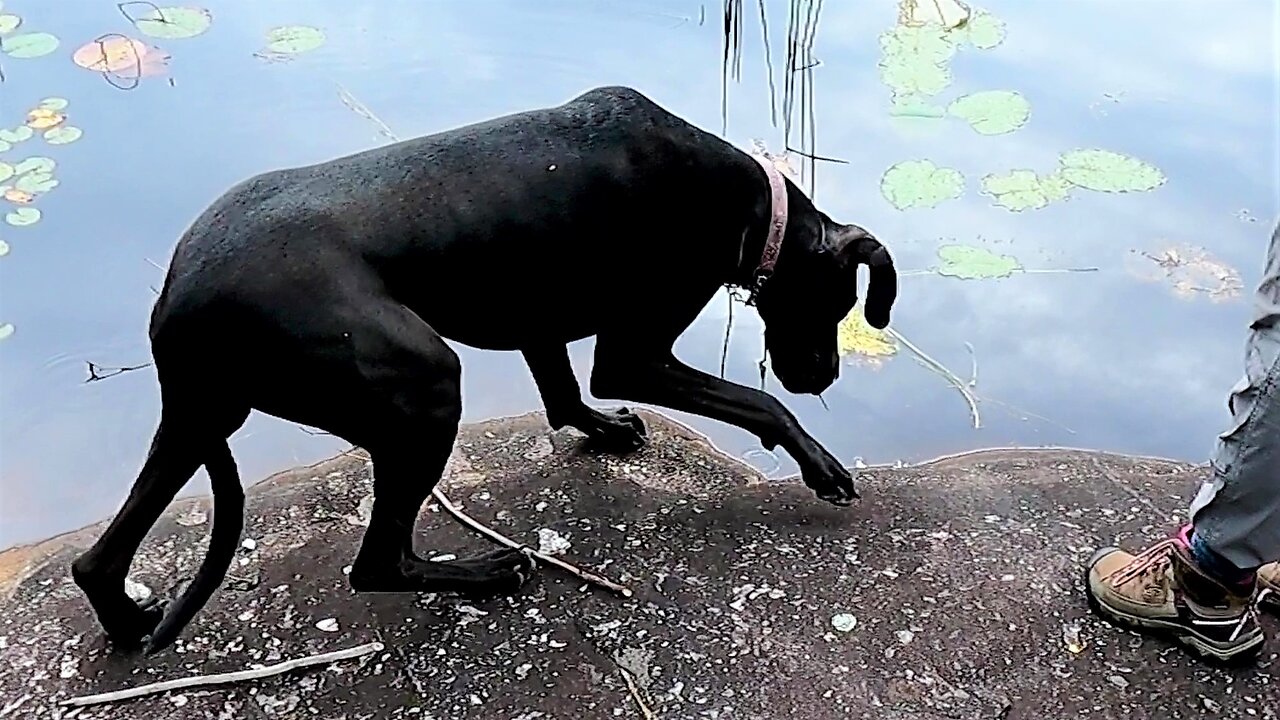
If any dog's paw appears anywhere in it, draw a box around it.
[581,407,647,454]
[799,448,858,506]
[456,548,538,598]
[103,598,165,651]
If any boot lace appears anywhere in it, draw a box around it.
[1105,538,1178,601]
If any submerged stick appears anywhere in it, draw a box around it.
[431,488,633,598]
[887,328,982,429]
[59,641,384,708]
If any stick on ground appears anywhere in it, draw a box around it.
[431,487,634,598]
[58,641,385,708]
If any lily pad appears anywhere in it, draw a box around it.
[1126,244,1243,303]
[133,6,212,39]
[0,13,20,34]
[38,97,69,111]
[837,303,898,364]
[0,162,12,183]
[3,187,33,204]
[44,126,82,145]
[947,90,1030,135]
[980,169,1072,211]
[0,239,9,256]
[889,96,946,118]
[265,25,325,54]
[25,107,64,130]
[2,31,59,58]
[960,10,1006,49]
[878,24,955,98]
[1058,149,1166,193]
[935,244,1022,279]
[0,324,13,341]
[73,36,147,72]
[5,207,40,226]
[14,157,55,175]
[0,141,9,152]
[15,171,57,194]
[880,159,964,210]
[0,126,33,143]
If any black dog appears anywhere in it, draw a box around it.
[71,86,897,652]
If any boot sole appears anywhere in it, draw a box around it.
[1084,548,1265,665]
[1261,586,1279,611]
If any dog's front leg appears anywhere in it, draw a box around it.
[591,349,856,504]
[521,344,647,452]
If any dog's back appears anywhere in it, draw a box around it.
[150,86,752,350]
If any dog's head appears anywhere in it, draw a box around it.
[753,216,897,396]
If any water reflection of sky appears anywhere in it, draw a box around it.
[0,1,1276,547]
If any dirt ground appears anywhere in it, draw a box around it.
[1,410,1276,719]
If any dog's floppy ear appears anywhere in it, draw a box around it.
[827,223,898,329]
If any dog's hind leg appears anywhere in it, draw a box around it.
[71,400,248,649]
[297,301,535,597]
[521,344,646,453]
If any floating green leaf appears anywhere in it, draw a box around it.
[0,140,8,152]
[0,162,12,183]
[134,6,212,39]
[837,302,898,364]
[960,10,1006,49]
[44,126,82,145]
[935,244,1022,279]
[980,169,1072,211]
[38,97,69,111]
[5,207,40,226]
[0,126,33,143]
[15,171,57,194]
[0,323,13,341]
[2,31,59,58]
[889,96,946,119]
[880,159,964,210]
[1058,149,1166,193]
[0,239,9,256]
[947,90,1030,135]
[878,24,955,98]
[14,157,55,175]
[0,13,20,34]
[265,25,325,54]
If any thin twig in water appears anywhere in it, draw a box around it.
[59,641,385,708]
[85,361,153,383]
[336,83,400,143]
[784,146,847,164]
[618,667,656,719]
[298,425,334,436]
[896,266,1099,277]
[430,488,633,598]
[964,341,978,387]
[756,0,779,127]
[887,328,981,428]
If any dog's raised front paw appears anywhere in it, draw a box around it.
[799,447,858,506]
[580,407,647,453]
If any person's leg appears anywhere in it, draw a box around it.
[1187,217,1280,591]
[1085,219,1280,663]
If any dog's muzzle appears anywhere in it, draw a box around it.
[771,349,839,396]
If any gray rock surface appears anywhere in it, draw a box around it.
[0,410,1276,719]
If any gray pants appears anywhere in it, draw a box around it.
[1190,219,1280,569]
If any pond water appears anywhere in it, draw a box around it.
[0,0,1275,548]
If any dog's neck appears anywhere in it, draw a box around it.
[732,155,790,302]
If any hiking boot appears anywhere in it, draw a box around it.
[1085,526,1264,663]
[1260,562,1280,610]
